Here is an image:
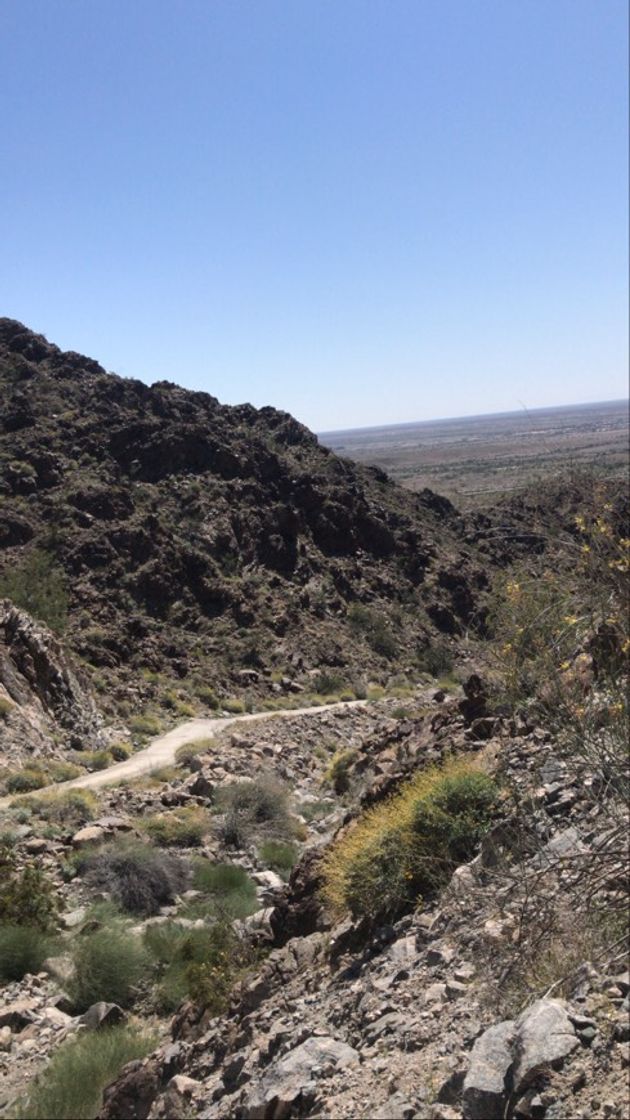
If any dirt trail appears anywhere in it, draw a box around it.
[2,700,369,804]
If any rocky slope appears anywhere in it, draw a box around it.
[1,690,627,1120]
[0,319,490,726]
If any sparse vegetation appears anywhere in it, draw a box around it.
[12,788,97,827]
[0,548,68,632]
[324,748,358,794]
[175,737,217,768]
[18,1025,155,1119]
[258,839,298,876]
[0,845,58,931]
[145,918,251,1012]
[69,921,149,1010]
[218,776,293,848]
[0,924,53,982]
[78,840,187,915]
[323,758,500,919]
[141,806,209,847]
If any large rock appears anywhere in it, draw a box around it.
[81,1002,127,1030]
[512,998,578,1094]
[463,1000,579,1118]
[99,1058,161,1120]
[244,1036,360,1119]
[72,825,106,848]
[462,1020,515,1120]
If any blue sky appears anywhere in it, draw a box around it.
[0,0,627,430]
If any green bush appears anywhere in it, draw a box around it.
[323,759,500,919]
[129,714,162,737]
[175,737,217,768]
[77,749,112,771]
[218,777,292,848]
[145,920,244,1012]
[0,924,52,981]
[109,741,132,761]
[416,639,454,677]
[258,839,298,876]
[194,684,220,709]
[79,840,187,915]
[0,846,58,930]
[0,549,68,633]
[141,806,208,847]
[324,749,358,795]
[69,924,149,1011]
[0,696,13,719]
[347,604,398,659]
[17,1025,155,1120]
[5,767,48,793]
[12,788,97,826]
[184,922,249,1015]
[312,670,345,696]
[188,860,257,919]
[223,697,245,713]
[48,761,83,783]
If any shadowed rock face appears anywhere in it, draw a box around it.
[0,600,105,763]
[0,319,489,698]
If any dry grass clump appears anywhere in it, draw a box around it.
[17,1025,155,1120]
[322,757,499,920]
[78,839,187,915]
[141,806,209,847]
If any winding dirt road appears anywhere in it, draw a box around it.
[5,700,369,803]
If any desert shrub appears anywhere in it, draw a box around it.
[299,798,334,822]
[312,669,345,696]
[0,924,53,981]
[79,840,187,915]
[129,713,162,737]
[323,758,500,919]
[5,767,48,793]
[175,737,217,768]
[17,1025,155,1120]
[258,839,298,875]
[110,740,132,761]
[77,749,112,771]
[347,604,398,659]
[145,920,247,1012]
[188,860,258,919]
[366,684,385,700]
[69,923,150,1011]
[392,706,411,719]
[223,697,245,714]
[185,922,251,1014]
[416,639,454,677]
[0,845,58,931]
[193,684,220,709]
[324,749,358,795]
[141,806,208,847]
[47,761,82,783]
[0,696,13,718]
[13,788,97,826]
[218,776,292,848]
[0,549,68,633]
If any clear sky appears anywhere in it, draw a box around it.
[1,1,627,431]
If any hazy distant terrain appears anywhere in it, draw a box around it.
[321,400,629,506]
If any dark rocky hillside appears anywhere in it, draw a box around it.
[0,319,489,713]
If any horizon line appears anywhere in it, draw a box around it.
[318,397,629,438]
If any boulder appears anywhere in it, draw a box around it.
[72,825,106,848]
[463,1020,515,1120]
[81,1002,127,1031]
[244,1035,360,1119]
[512,999,578,1095]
